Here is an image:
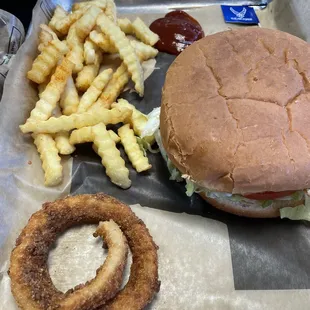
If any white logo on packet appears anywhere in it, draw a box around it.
[230,7,247,19]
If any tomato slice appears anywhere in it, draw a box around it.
[243,191,296,200]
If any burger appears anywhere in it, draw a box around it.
[142,28,310,220]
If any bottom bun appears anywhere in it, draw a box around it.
[200,193,304,218]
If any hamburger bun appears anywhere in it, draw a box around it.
[160,28,310,216]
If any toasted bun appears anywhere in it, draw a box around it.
[161,28,310,195]
[199,193,303,218]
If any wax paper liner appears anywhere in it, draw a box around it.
[0,1,310,309]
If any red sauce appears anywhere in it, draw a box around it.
[150,10,204,55]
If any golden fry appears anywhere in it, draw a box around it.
[77,69,113,113]
[90,29,157,61]
[55,8,85,35]
[76,64,99,92]
[88,62,129,111]
[38,24,59,52]
[87,98,110,111]
[99,65,129,103]
[97,13,144,96]
[27,39,68,84]
[105,0,116,22]
[89,30,117,53]
[69,126,93,144]
[48,5,67,33]
[108,130,121,143]
[20,107,132,134]
[117,18,132,34]
[33,133,63,186]
[84,38,98,65]
[92,123,131,189]
[131,40,158,61]
[55,131,76,155]
[66,6,102,73]
[72,0,107,11]
[118,124,151,172]
[69,126,120,144]
[60,76,80,116]
[27,56,74,122]
[76,43,102,92]
[132,17,159,46]
[111,99,146,135]
[75,6,102,40]
[66,26,84,73]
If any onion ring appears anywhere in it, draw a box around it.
[57,220,129,309]
[9,194,160,310]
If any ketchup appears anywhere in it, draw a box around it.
[150,11,204,55]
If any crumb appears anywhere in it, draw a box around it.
[28,161,32,165]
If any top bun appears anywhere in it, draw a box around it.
[160,28,310,194]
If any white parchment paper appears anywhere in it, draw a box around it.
[0,1,310,309]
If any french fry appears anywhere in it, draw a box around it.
[111,99,146,135]
[131,40,158,61]
[87,98,110,111]
[69,126,93,144]
[66,26,84,73]
[77,68,113,113]
[20,107,132,134]
[60,76,80,116]
[87,41,157,111]
[33,133,63,186]
[105,0,117,23]
[97,13,144,96]
[76,64,99,92]
[72,0,107,11]
[38,24,59,52]
[117,18,132,34]
[89,30,117,53]
[55,8,86,35]
[90,28,157,61]
[66,6,102,73]
[69,126,120,144]
[84,38,97,65]
[27,56,74,122]
[28,57,72,186]
[118,124,151,172]
[92,123,131,189]
[53,105,76,155]
[76,41,102,92]
[108,130,121,143]
[48,5,67,33]
[88,62,129,111]
[99,66,129,103]
[55,131,76,155]
[27,39,68,84]
[75,6,102,40]
[131,17,159,46]
[92,132,120,153]
[112,99,155,144]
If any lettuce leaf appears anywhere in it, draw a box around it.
[136,137,159,156]
[167,159,183,182]
[185,179,196,196]
[141,107,161,138]
[280,194,310,221]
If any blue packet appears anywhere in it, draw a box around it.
[221,5,259,25]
